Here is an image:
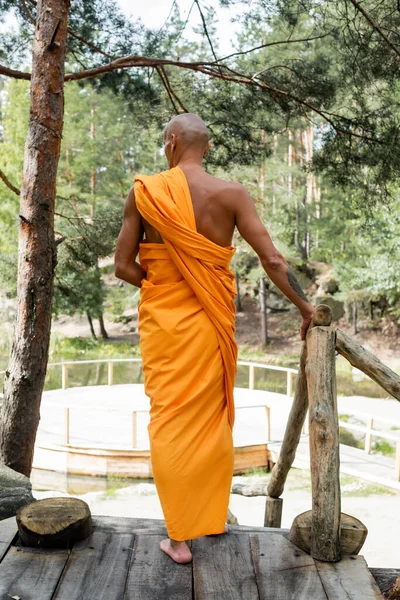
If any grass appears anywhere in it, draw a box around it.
[238,345,299,368]
[338,413,352,423]
[48,335,139,361]
[241,467,396,497]
[372,439,396,458]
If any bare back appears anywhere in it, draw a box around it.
[143,165,238,248]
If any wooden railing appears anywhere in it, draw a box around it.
[0,355,398,470]
[0,357,296,395]
[61,403,271,449]
[265,304,400,563]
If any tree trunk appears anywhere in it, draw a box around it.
[0,0,70,476]
[86,311,97,339]
[234,271,243,312]
[98,313,109,340]
[353,300,358,335]
[259,278,268,346]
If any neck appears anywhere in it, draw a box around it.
[172,149,204,170]
[176,158,204,170]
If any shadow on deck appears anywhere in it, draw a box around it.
[0,515,385,599]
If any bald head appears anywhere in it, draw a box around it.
[163,113,210,167]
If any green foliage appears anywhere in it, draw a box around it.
[372,439,396,458]
[48,335,138,362]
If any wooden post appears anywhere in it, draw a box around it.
[64,407,70,445]
[365,417,374,454]
[286,371,293,396]
[264,497,283,528]
[249,365,255,390]
[62,364,68,391]
[259,278,268,346]
[336,329,400,401]
[265,305,332,529]
[132,412,137,448]
[107,361,114,386]
[307,325,341,562]
[265,406,271,442]
[267,305,333,500]
[396,440,400,482]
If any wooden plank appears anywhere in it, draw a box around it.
[307,326,341,562]
[315,556,384,599]
[0,516,18,562]
[0,545,69,599]
[53,530,134,600]
[125,533,192,600]
[370,568,400,595]
[92,515,290,536]
[92,515,168,534]
[193,533,258,599]
[250,532,328,600]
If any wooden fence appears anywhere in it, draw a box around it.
[265,304,400,562]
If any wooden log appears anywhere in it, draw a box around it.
[307,325,341,562]
[16,497,93,548]
[336,329,400,401]
[289,511,367,556]
[231,483,267,496]
[264,496,283,528]
[267,304,332,501]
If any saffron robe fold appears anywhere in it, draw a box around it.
[134,166,238,541]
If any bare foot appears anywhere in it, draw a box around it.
[159,538,192,564]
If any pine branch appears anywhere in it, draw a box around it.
[0,169,21,195]
[347,0,400,57]
[194,0,220,65]
[157,66,189,113]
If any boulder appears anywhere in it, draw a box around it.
[315,295,345,321]
[0,462,36,521]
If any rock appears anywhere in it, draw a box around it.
[227,508,238,525]
[0,462,36,521]
[315,295,345,321]
[267,291,291,312]
[317,279,339,295]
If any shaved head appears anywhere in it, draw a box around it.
[163,114,210,167]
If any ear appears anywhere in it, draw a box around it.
[171,133,177,149]
[203,141,211,157]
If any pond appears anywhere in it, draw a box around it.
[0,355,395,399]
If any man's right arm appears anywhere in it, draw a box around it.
[233,184,315,340]
[114,186,146,288]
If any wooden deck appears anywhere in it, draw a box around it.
[0,515,384,599]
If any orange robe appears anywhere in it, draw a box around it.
[134,166,237,541]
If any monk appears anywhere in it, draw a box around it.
[114,113,315,564]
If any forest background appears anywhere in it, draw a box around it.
[1,0,400,371]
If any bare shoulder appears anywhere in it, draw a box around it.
[207,174,251,204]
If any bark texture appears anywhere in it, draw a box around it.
[266,304,332,502]
[0,0,70,476]
[307,326,341,562]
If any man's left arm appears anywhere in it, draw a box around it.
[114,186,146,288]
